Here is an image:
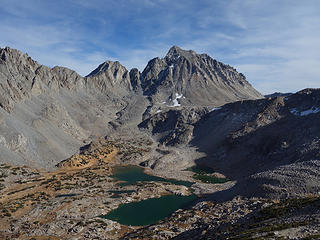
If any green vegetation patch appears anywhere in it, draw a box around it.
[186,165,214,174]
[213,197,320,239]
[186,165,229,184]
[193,174,229,184]
[111,165,193,187]
[257,197,320,221]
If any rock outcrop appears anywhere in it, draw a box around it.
[139,107,208,145]
[86,60,133,94]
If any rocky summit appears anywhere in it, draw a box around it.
[0,46,319,239]
[141,46,262,106]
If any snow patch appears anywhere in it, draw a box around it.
[175,93,183,99]
[170,93,184,107]
[290,107,320,116]
[169,64,175,74]
[156,110,162,113]
[209,107,222,112]
[172,99,180,107]
[290,108,300,116]
[301,107,320,116]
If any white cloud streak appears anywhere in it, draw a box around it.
[0,0,319,93]
[222,0,320,94]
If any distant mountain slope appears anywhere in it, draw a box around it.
[193,88,320,198]
[264,92,292,98]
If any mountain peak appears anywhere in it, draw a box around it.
[167,45,182,54]
[166,45,196,60]
[86,60,124,77]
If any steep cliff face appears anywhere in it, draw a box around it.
[0,47,40,112]
[141,46,263,106]
[139,107,208,145]
[86,60,133,94]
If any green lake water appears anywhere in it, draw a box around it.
[101,194,197,226]
[111,165,193,187]
[101,165,197,226]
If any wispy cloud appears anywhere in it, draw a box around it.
[218,0,320,93]
[0,0,319,93]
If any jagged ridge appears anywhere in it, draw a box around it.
[0,45,262,169]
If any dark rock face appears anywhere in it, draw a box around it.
[196,89,320,172]
[129,68,141,91]
[191,89,320,198]
[141,46,263,106]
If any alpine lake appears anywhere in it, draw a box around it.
[100,165,230,226]
[100,165,198,226]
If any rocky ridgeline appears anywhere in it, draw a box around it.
[0,45,262,169]
[0,47,139,112]
[0,45,262,113]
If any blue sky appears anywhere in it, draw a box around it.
[0,0,319,94]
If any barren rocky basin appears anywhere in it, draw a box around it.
[0,45,319,239]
